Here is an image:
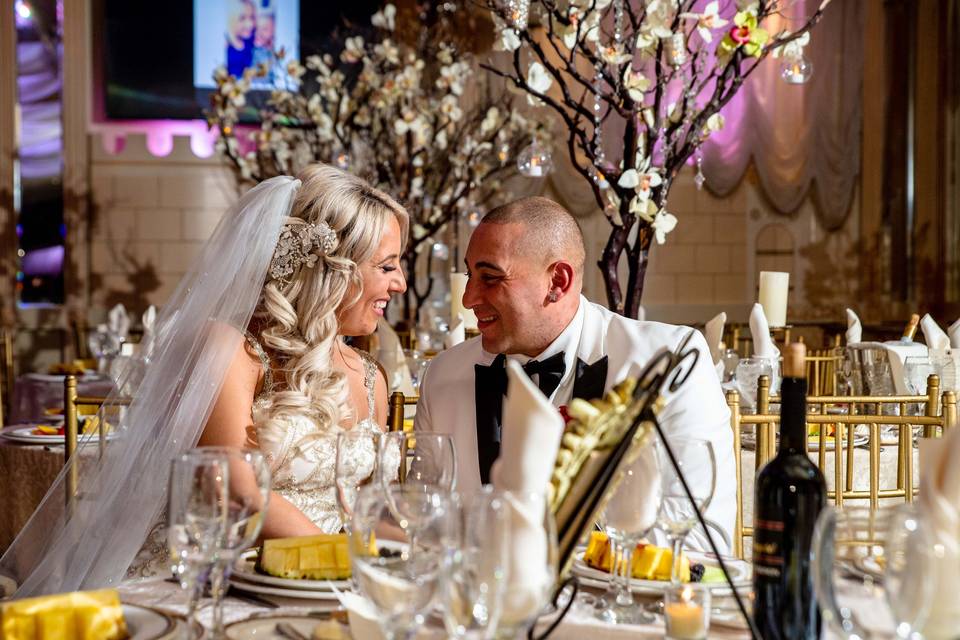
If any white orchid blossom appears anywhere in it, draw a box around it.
[703,113,725,135]
[371,3,396,30]
[526,62,553,105]
[341,36,365,63]
[629,195,659,222]
[601,44,633,66]
[771,31,811,59]
[651,209,678,244]
[680,1,728,43]
[481,107,501,134]
[622,67,651,103]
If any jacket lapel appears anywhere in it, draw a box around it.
[474,354,506,484]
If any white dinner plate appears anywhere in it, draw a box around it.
[232,549,351,593]
[740,432,869,452]
[224,612,347,639]
[0,424,120,445]
[123,604,179,640]
[227,575,343,601]
[571,549,752,597]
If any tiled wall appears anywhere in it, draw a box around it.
[87,134,859,327]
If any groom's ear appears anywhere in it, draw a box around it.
[548,260,576,297]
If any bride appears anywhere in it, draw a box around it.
[1,164,408,595]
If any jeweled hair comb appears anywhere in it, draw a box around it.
[269,220,338,285]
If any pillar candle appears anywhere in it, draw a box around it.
[450,273,478,330]
[758,271,790,328]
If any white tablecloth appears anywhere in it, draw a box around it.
[9,373,114,424]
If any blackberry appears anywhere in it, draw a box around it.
[689,563,705,582]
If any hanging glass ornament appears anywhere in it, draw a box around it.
[333,151,351,170]
[694,153,706,191]
[780,51,813,84]
[665,33,688,67]
[432,242,450,261]
[517,138,553,178]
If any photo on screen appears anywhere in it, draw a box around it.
[193,0,300,90]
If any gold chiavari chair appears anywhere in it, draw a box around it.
[387,391,418,433]
[727,374,957,559]
[804,347,842,397]
[0,326,13,426]
[63,375,131,508]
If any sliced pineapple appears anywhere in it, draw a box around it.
[0,588,127,640]
[582,531,691,582]
[258,533,372,580]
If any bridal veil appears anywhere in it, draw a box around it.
[0,176,301,596]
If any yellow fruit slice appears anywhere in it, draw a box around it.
[582,531,690,582]
[0,588,127,640]
[258,533,372,580]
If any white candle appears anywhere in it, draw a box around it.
[758,271,790,328]
[449,273,478,330]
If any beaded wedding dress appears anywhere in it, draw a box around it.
[125,334,383,579]
[247,333,381,533]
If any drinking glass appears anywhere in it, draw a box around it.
[378,432,456,528]
[441,487,510,639]
[595,442,663,624]
[720,348,741,384]
[350,484,455,640]
[336,430,380,531]
[167,447,270,637]
[735,357,776,412]
[495,491,558,640]
[903,356,934,415]
[813,505,934,639]
[657,438,716,584]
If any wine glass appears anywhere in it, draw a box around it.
[167,447,270,637]
[378,431,456,527]
[350,484,456,640]
[813,505,934,639]
[495,491,558,640]
[595,441,663,624]
[657,437,716,584]
[735,357,775,412]
[336,430,380,532]
[441,487,510,639]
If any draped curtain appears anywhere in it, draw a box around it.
[700,0,863,230]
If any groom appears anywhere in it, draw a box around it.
[414,196,736,551]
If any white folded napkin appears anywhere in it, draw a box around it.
[950,319,960,349]
[704,312,726,364]
[883,342,928,395]
[922,314,950,352]
[636,305,646,322]
[846,308,862,344]
[490,360,564,628]
[108,304,130,341]
[444,315,466,350]
[141,305,156,334]
[375,318,415,396]
[749,303,779,359]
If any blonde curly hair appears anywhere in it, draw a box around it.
[255,163,408,435]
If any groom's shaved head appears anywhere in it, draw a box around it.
[481,197,586,277]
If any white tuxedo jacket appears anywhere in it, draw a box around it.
[415,297,736,553]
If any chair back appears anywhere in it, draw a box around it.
[0,327,13,426]
[728,374,957,559]
[63,375,131,508]
[387,391,418,432]
[804,348,841,396]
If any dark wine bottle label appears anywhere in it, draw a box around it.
[753,518,785,578]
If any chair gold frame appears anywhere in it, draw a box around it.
[728,374,958,559]
[0,326,13,426]
[387,391,418,433]
[63,375,130,508]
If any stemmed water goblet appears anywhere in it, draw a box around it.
[441,487,510,639]
[335,430,380,532]
[377,431,456,528]
[594,441,663,624]
[167,447,270,638]
[656,437,716,585]
[813,505,934,639]
[350,484,456,640]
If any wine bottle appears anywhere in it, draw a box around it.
[752,342,827,640]
[900,313,920,342]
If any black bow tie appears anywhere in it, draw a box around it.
[521,351,567,398]
[474,352,608,484]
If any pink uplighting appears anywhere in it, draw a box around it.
[92,120,218,158]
